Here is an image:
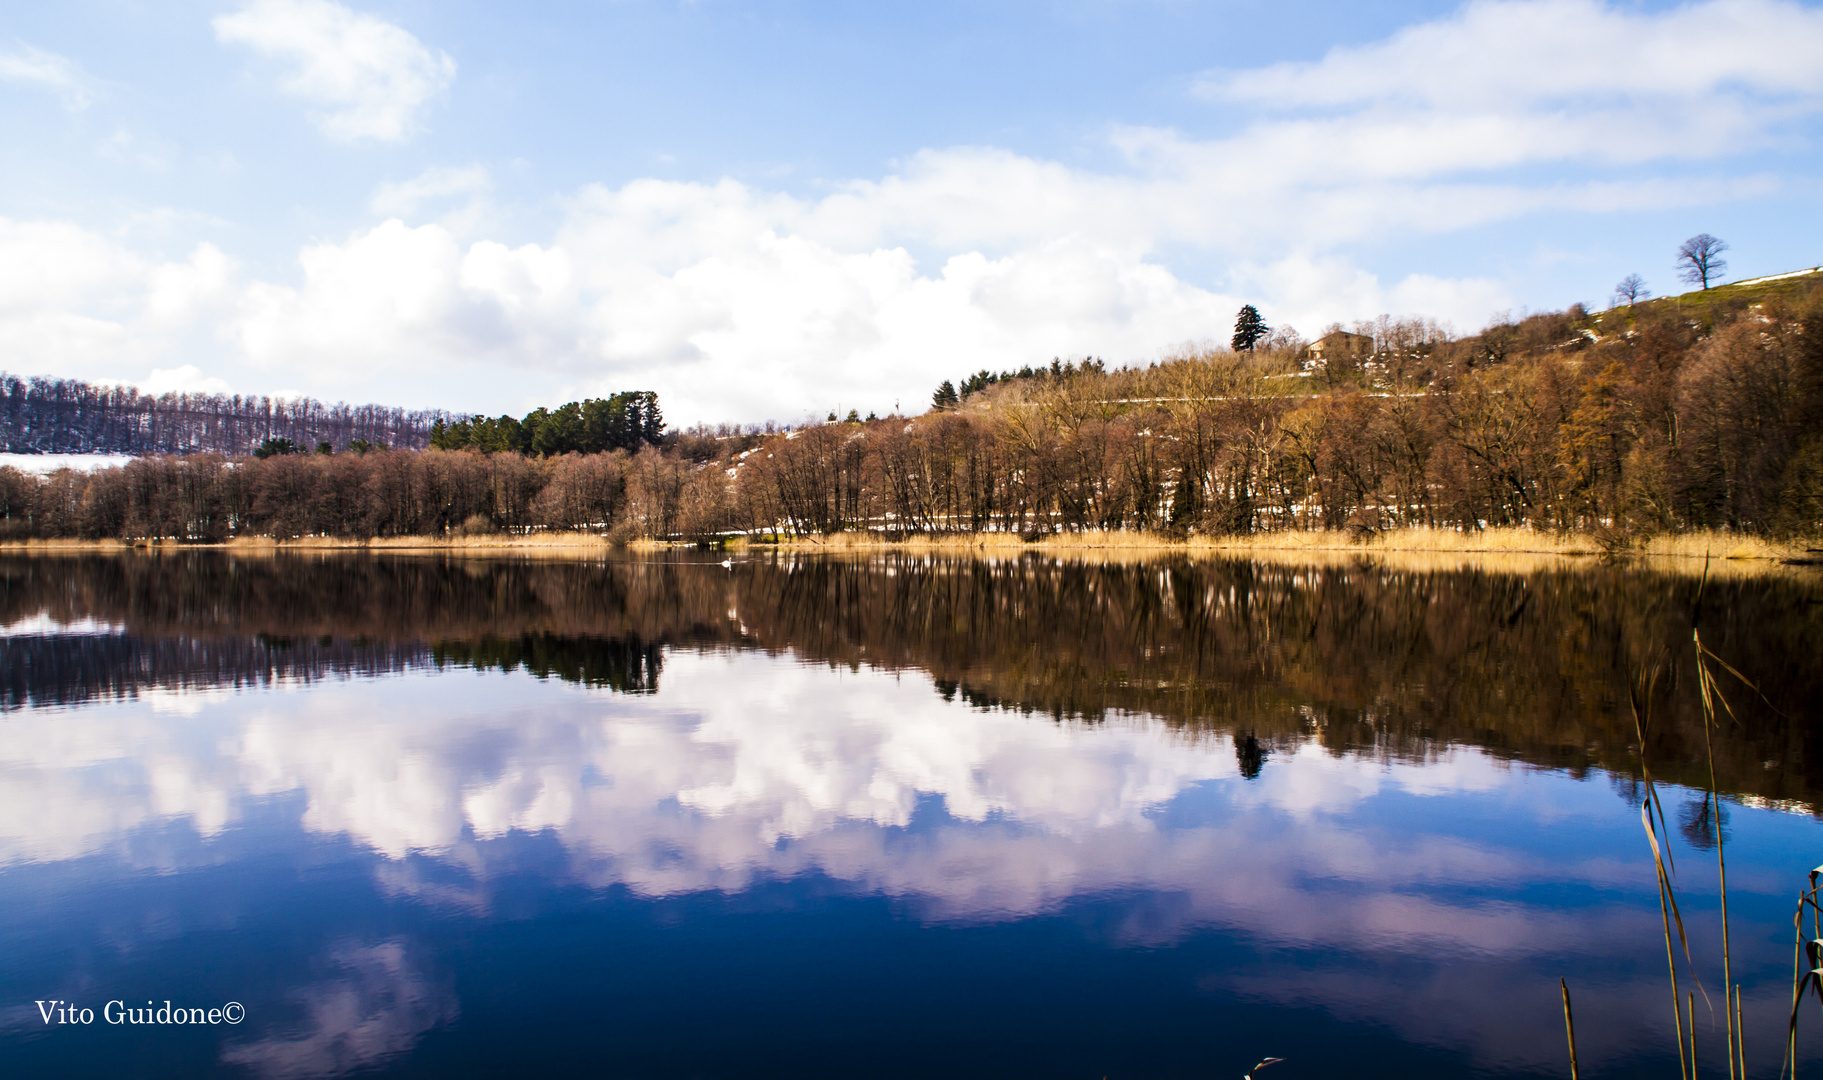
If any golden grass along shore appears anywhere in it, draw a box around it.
[0,533,619,554]
[758,525,1801,558]
[0,527,1813,578]
[746,527,1815,579]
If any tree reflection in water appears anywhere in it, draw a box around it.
[1,550,1815,810]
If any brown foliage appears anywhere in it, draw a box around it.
[2,280,1821,543]
[719,283,1823,542]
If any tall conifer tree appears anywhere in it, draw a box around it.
[1232,305,1269,351]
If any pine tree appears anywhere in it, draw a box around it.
[1232,305,1269,351]
[931,380,960,411]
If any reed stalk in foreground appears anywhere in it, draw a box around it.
[1786,867,1823,1080]
[1630,657,1697,1080]
[1562,978,1582,1080]
[1692,993,1699,1075]
[1695,627,1754,1080]
[1586,578,1774,1080]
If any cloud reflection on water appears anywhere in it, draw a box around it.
[0,649,1625,931]
[0,646,1800,1072]
[220,940,455,1080]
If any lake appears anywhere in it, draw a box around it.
[1,550,1819,1079]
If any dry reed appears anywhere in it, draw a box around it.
[758,524,1808,560]
[1785,866,1823,1079]
[752,527,1816,580]
[1631,657,1698,1080]
[1562,978,1582,1080]
[1,525,1812,571]
[1606,591,1783,1080]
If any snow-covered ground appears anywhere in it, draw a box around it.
[0,453,136,474]
[1729,266,1821,287]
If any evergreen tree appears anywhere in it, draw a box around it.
[1232,305,1269,351]
[931,380,960,411]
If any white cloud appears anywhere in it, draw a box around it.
[213,0,456,143]
[6,0,1818,420]
[141,365,234,396]
[0,42,89,110]
[96,127,173,171]
[0,220,236,380]
[230,218,548,380]
[369,164,491,218]
[1202,0,1823,110]
[1196,0,1823,172]
[145,242,236,325]
[0,219,143,315]
[222,200,1245,421]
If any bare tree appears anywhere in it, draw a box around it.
[1613,273,1650,308]
[1676,234,1728,290]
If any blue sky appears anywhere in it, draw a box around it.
[2,0,1820,424]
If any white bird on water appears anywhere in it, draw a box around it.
[720,558,733,569]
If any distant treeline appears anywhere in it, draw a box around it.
[0,449,667,540]
[0,276,1818,541]
[428,391,664,456]
[0,373,456,455]
[0,374,670,462]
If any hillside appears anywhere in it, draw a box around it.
[0,267,1815,544]
[724,266,1823,540]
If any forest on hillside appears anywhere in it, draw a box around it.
[0,272,1818,542]
[0,374,456,455]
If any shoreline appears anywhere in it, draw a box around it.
[743,527,1817,579]
[0,527,1813,576]
[746,525,1801,559]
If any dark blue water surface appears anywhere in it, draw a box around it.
[0,551,1819,1079]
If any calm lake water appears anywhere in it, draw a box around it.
[1,551,1820,1079]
